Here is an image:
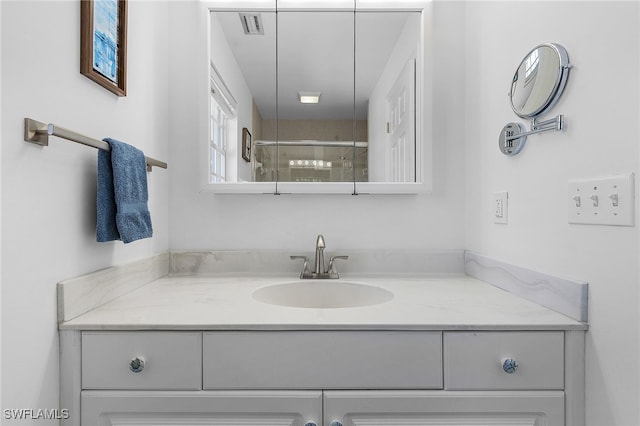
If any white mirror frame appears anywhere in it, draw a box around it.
[198,0,433,195]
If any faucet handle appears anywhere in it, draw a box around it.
[328,255,349,277]
[290,256,311,278]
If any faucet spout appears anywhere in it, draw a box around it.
[314,234,326,274]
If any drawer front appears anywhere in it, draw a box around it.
[203,331,443,389]
[82,331,202,390]
[444,331,564,390]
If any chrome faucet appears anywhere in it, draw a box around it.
[291,234,348,279]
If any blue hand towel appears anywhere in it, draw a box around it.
[96,138,153,243]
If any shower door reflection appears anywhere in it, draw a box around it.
[254,141,368,183]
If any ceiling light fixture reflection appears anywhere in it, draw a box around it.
[299,91,321,104]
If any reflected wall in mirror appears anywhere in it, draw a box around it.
[208,6,422,188]
[209,11,277,183]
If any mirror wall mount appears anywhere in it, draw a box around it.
[498,122,526,156]
[499,115,564,156]
[499,43,571,156]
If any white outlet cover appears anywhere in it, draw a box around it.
[493,191,508,224]
[568,173,635,226]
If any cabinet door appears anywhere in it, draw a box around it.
[324,390,564,426]
[81,390,322,426]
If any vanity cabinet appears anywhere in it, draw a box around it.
[64,329,583,426]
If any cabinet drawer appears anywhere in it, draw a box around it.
[203,331,443,389]
[444,331,564,390]
[82,331,202,390]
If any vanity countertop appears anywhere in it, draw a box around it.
[59,273,587,331]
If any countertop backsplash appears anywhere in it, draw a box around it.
[57,250,587,326]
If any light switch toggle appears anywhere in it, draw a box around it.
[590,195,599,207]
[608,193,619,207]
[571,195,581,207]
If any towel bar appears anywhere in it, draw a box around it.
[24,118,168,172]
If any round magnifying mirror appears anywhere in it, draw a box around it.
[510,43,570,118]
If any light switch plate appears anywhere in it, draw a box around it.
[493,192,508,224]
[568,173,635,226]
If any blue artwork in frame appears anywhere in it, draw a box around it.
[81,0,127,96]
[93,0,118,82]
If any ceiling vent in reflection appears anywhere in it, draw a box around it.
[239,13,264,35]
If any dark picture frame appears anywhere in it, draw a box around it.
[80,0,128,97]
[242,128,252,162]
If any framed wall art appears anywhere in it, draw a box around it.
[80,0,128,96]
[242,128,252,162]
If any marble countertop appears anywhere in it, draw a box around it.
[59,273,587,331]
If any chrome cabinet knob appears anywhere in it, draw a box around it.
[304,422,317,426]
[129,356,145,373]
[502,357,518,374]
[330,421,343,426]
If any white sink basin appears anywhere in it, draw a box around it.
[252,281,394,309]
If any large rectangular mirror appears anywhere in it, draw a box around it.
[204,2,429,194]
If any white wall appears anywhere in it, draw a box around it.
[462,2,639,425]
[0,1,169,422]
[169,1,466,253]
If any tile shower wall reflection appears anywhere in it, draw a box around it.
[254,120,368,182]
